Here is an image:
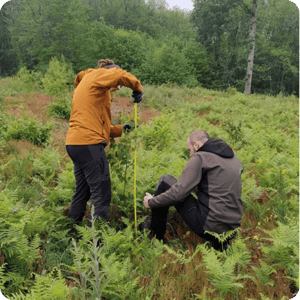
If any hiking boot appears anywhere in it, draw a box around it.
[211,240,229,252]
[138,217,152,231]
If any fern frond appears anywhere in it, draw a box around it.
[204,228,240,244]
[258,293,288,300]
[0,263,8,290]
[262,220,299,253]
[285,264,300,289]
[251,259,276,286]
[164,244,202,265]
[198,240,254,296]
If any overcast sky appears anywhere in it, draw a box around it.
[165,0,194,11]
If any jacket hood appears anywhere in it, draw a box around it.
[197,138,234,158]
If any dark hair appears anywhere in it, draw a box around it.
[97,59,120,69]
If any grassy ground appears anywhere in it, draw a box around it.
[0,77,298,299]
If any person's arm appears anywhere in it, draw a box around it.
[94,68,143,92]
[115,69,142,92]
[110,125,123,138]
[148,155,203,208]
[74,69,95,87]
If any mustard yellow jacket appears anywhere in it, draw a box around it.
[66,68,143,145]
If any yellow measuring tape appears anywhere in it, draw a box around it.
[134,102,137,236]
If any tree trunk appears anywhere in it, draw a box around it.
[244,0,257,94]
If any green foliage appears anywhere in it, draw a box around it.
[0,79,298,299]
[140,114,174,150]
[225,86,238,96]
[117,87,132,98]
[63,216,162,299]
[198,234,253,297]
[32,147,62,185]
[106,29,148,72]
[204,228,241,252]
[106,138,137,217]
[251,259,277,286]
[10,67,43,94]
[258,294,288,300]
[182,39,212,87]
[47,95,72,119]
[10,268,71,300]
[0,191,43,294]
[2,0,298,95]
[133,41,199,87]
[7,0,92,72]
[164,244,202,265]
[0,4,19,77]
[46,162,75,207]
[222,119,246,146]
[0,109,8,141]
[0,263,8,291]
[261,220,299,287]
[82,0,194,40]
[42,57,74,98]
[5,115,53,146]
[191,0,299,95]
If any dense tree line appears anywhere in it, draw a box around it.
[0,0,298,95]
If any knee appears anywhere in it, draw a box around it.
[158,174,176,185]
[156,174,174,190]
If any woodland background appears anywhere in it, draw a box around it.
[0,0,299,96]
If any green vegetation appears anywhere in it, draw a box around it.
[0,0,298,96]
[0,65,298,299]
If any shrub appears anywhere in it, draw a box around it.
[140,114,174,150]
[225,86,238,96]
[117,87,132,98]
[10,67,43,94]
[222,118,246,146]
[47,96,72,119]
[42,56,75,98]
[5,115,53,146]
[32,147,62,185]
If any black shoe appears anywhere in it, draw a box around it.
[138,217,152,231]
[211,240,229,252]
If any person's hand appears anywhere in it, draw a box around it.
[122,122,138,132]
[110,85,121,92]
[143,192,153,208]
[132,91,143,103]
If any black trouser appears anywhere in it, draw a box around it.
[66,143,111,222]
[151,174,228,249]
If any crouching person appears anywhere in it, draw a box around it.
[142,130,243,251]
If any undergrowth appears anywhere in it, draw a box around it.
[0,73,298,299]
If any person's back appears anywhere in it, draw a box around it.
[193,140,243,234]
[66,67,142,145]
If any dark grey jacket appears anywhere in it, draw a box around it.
[148,138,243,234]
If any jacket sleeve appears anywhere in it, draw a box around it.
[110,125,123,137]
[148,155,203,208]
[74,69,95,87]
[94,68,143,92]
[116,69,143,92]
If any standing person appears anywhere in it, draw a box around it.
[142,130,243,251]
[66,59,143,224]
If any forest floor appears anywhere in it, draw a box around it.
[2,90,297,300]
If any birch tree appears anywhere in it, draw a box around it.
[244,0,258,94]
